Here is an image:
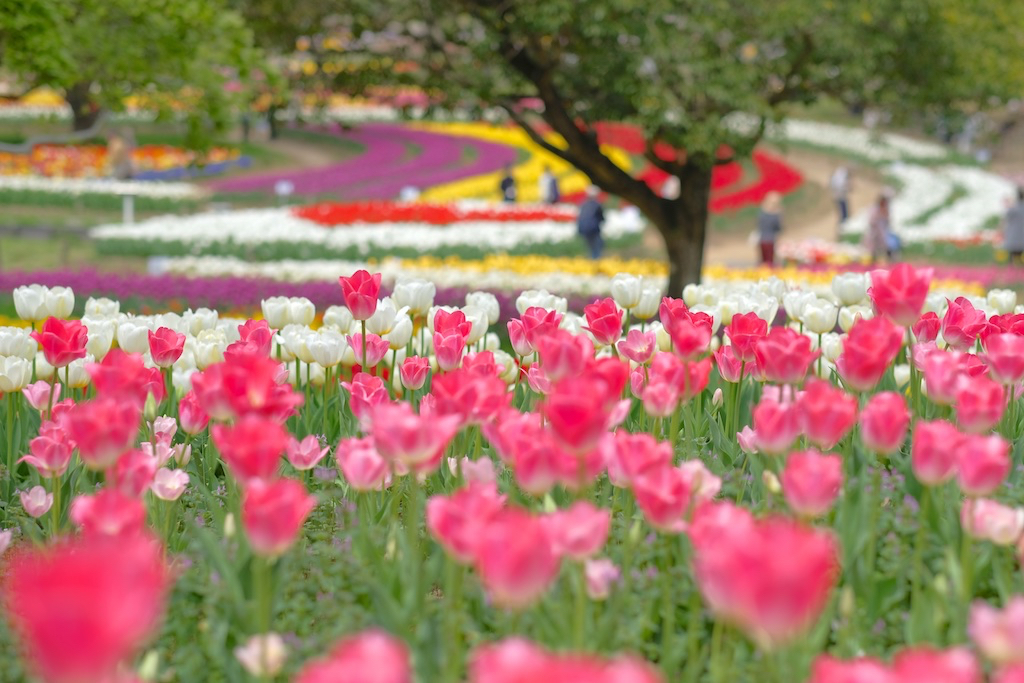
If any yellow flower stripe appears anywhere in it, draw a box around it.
[412,122,635,203]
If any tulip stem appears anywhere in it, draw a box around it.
[45,372,56,420]
[360,320,368,374]
[659,536,676,672]
[862,462,883,609]
[443,555,464,681]
[50,473,60,537]
[5,393,15,506]
[405,476,422,616]
[910,487,930,619]
[253,557,272,634]
[573,561,587,650]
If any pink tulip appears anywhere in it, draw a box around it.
[781,451,843,518]
[584,558,621,601]
[430,368,510,426]
[338,270,382,321]
[448,456,496,484]
[892,647,981,683]
[152,416,177,447]
[919,345,966,405]
[286,435,330,471]
[859,392,910,453]
[519,307,563,349]
[912,420,962,486]
[535,329,593,382]
[151,469,190,501]
[798,379,858,450]
[542,376,616,454]
[19,422,73,477]
[957,434,1011,496]
[70,488,147,539]
[31,317,88,368]
[678,460,723,503]
[20,485,53,518]
[475,508,561,609]
[752,398,800,455]
[507,318,534,356]
[713,345,743,383]
[835,316,904,392]
[737,426,758,454]
[178,391,210,435]
[212,416,289,484]
[544,502,611,560]
[617,329,657,364]
[942,297,988,351]
[87,349,164,406]
[868,263,933,327]
[665,309,713,361]
[642,380,679,418]
[236,319,275,357]
[962,498,1024,546]
[632,464,692,533]
[807,655,898,683]
[996,665,1024,683]
[111,449,159,498]
[242,478,316,558]
[525,365,552,395]
[433,309,473,339]
[433,328,466,372]
[583,297,624,347]
[22,380,59,413]
[426,482,506,564]
[371,401,461,472]
[336,436,390,491]
[296,630,411,683]
[982,333,1024,385]
[148,327,186,368]
[600,431,673,488]
[955,375,1005,434]
[725,312,768,362]
[192,351,303,423]
[346,333,390,369]
[467,638,664,683]
[913,311,942,344]
[754,327,819,386]
[969,597,1024,665]
[341,372,389,425]
[399,356,430,391]
[64,397,142,471]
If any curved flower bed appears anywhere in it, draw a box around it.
[90,203,647,261]
[293,200,577,226]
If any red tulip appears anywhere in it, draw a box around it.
[371,401,461,472]
[535,329,593,382]
[892,647,981,683]
[19,422,73,477]
[798,379,857,450]
[543,501,611,560]
[296,630,412,683]
[632,464,693,533]
[691,514,839,648]
[69,487,147,539]
[583,297,624,347]
[147,327,185,368]
[957,434,1011,496]
[211,415,289,483]
[835,316,903,392]
[943,297,988,352]
[341,372,389,425]
[336,436,390,491]
[807,655,897,683]
[426,482,506,564]
[519,307,563,350]
[955,375,1005,434]
[338,270,382,321]
[475,508,561,609]
[781,450,843,518]
[754,327,819,385]
[714,345,743,383]
[912,419,962,486]
[242,478,316,558]
[2,533,169,683]
[868,263,933,327]
[617,329,657,364]
[913,311,942,344]
[751,397,800,455]
[726,312,769,362]
[178,391,210,435]
[859,392,910,453]
[982,333,1024,385]
[600,431,673,488]
[430,368,510,426]
[30,317,87,368]
[64,397,141,471]
[962,498,1024,546]
[399,356,430,391]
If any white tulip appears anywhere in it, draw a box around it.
[385,315,413,350]
[757,277,787,302]
[820,333,844,362]
[290,361,325,387]
[307,328,346,368]
[483,332,501,351]
[709,335,721,352]
[924,292,948,316]
[34,352,54,381]
[682,284,701,307]
[322,305,355,332]
[782,290,816,323]
[492,350,520,384]
[838,305,873,333]
[65,356,92,389]
[44,286,74,319]
[0,356,31,392]
[893,364,911,389]
[652,321,671,352]
[281,325,316,365]
[272,335,296,362]
[463,306,489,345]
[365,298,408,336]
[0,327,36,360]
[186,308,219,335]
[117,320,152,354]
[156,312,190,335]
[803,299,839,334]
[234,633,287,679]
[986,289,1016,315]
[194,329,227,370]
[288,298,316,326]
[261,296,291,329]
[466,291,501,325]
[84,297,120,319]
[13,285,48,322]
[632,286,661,320]
[831,273,868,306]
[174,348,197,372]
[718,295,744,327]
[814,358,836,380]
[747,292,780,325]
[559,312,584,336]
[393,278,436,317]
[515,289,567,315]
[610,274,642,310]
[82,318,115,360]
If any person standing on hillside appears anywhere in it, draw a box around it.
[1003,187,1024,265]
[864,193,893,264]
[756,192,783,266]
[499,165,517,203]
[539,166,560,204]
[577,185,605,259]
[830,166,852,232]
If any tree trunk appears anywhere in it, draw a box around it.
[649,164,713,297]
[66,82,101,132]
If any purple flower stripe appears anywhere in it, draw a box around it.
[211,123,519,198]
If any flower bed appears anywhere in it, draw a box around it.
[293,201,577,226]
[89,202,647,261]
[0,143,244,179]
[0,266,1023,681]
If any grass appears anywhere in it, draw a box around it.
[0,233,147,272]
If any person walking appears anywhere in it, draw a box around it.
[756,192,783,266]
[499,165,517,203]
[830,166,852,230]
[1004,187,1024,265]
[539,166,560,204]
[577,186,605,259]
[864,193,892,264]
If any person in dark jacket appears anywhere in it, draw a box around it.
[577,186,605,259]
[499,165,517,202]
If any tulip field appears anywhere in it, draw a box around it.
[2,264,1024,683]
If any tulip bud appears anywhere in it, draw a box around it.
[138,651,160,682]
[223,513,236,539]
[839,586,855,620]
[712,388,724,408]
[762,470,781,494]
[143,393,158,422]
[893,364,911,389]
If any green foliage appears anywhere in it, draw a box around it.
[0,0,72,83]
